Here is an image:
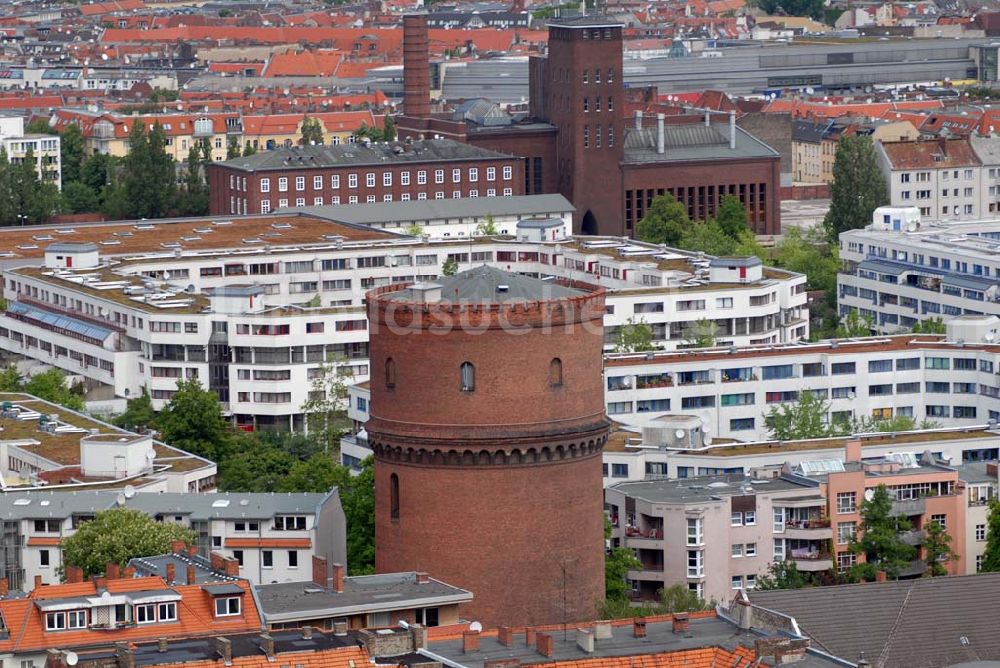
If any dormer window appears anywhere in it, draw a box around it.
[45,610,87,631]
[215,597,241,617]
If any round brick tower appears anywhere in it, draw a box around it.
[368,266,608,628]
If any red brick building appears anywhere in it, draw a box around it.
[367,266,608,628]
[397,15,781,236]
[207,139,524,216]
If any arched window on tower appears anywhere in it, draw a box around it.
[390,473,399,521]
[549,358,563,388]
[460,362,475,392]
[385,357,396,389]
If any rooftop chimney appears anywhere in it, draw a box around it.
[411,623,427,650]
[463,630,481,654]
[846,439,862,464]
[736,597,753,631]
[223,557,239,577]
[403,15,431,118]
[656,114,665,154]
[188,544,199,558]
[107,563,121,580]
[187,564,197,585]
[0,578,8,597]
[46,649,66,668]
[634,110,643,131]
[210,552,224,572]
[876,570,888,583]
[34,575,42,590]
[158,638,169,653]
[633,619,647,638]
[214,637,233,666]
[65,566,84,584]
[260,633,275,660]
[312,555,328,588]
[416,572,430,584]
[536,633,553,658]
[576,628,594,654]
[498,627,514,647]
[525,629,537,647]
[729,110,737,150]
[672,613,690,635]
[302,626,314,640]
[332,562,345,593]
[123,566,136,579]
[170,539,186,554]
[165,563,176,584]
[115,642,135,668]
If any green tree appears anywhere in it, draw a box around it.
[179,144,209,216]
[823,135,888,242]
[60,124,86,185]
[26,118,56,135]
[80,152,115,194]
[765,390,831,441]
[226,136,242,159]
[835,310,875,338]
[156,378,232,462]
[753,0,824,21]
[604,517,640,603]
[683,318,718,348]
[678,219,739,256]
[0,148,14,225]
[0,364,21,391]
[754,559,810,590]
[112,388,156,431]
[12,147,61,223]
[404,223,425,236]
[715,194,749,239]
[475,214,499,236]
[218,437,297,492]
[980,500,1000,572]
[441,257,459,276]
[23,368,84,411]
[849,484,916,581]
[911,317,946,334]
[277,453,341,493]
[636,193,688,247]
[337,456,375,574]
[61,507,195,578]
[243,143,257,156]
[121,121,177,219]
[61,181,100,214]
[301,116,325,145]
[921,518,957,577]
[300,357,354,455]
[613,317,655,353]
[382,114,396,141]
[656,583,714,612]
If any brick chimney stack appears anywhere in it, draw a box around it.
[402,15,430,118]
[332,562,345,593]
[187,564,197,585]
[165,563,176,584]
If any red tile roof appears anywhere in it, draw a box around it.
[155,643,370,668]
[0,577,261,654]
[880,137,981,170]
[79,0,144,16]
[263,50,343,77]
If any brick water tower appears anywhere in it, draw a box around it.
[368,266,608,628]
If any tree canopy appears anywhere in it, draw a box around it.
[823,135,888,242]
[613,317,656,353]
[62,507,195,578]
[980,500,1000,573]
[848,484,916,580]
[636,193,688,247]
[300,117,325,145]
[754,559,810,590]
[156,378,233,462]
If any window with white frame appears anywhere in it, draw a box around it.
[687,550,703,577]
[296,198,305,207]
[401,171,410,186]
[731,543,743,558]
[383,172,392,187]
[295,176,305,191]
[135,604,156,624]
[331,174,340,188]
[686,517,702,546]
[313,175,323,189]
[837,521,856,545]
[278,177,288,192]
[158,602,177,622]
[215,597,241,617]
[469,167,478,182]
[503,166,512,179]
[366,173,376,188]
[977,524,987,541]
[261,178,271,193]
[348,173,358,188]
[435,169,444,184]
[745,542,757,557]
[836,492,856,514]
[260,200,271,214]
[731,575,743,589]
[486,167,496,181]
[452,168,461,183]
[418,170,427,184]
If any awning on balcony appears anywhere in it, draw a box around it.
[8,301,114,345]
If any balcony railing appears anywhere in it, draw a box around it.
[625,527,664,539]
[785,518,830,529]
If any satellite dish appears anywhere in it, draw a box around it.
[123,485,136,499]
[116,493,126,507]
[675,429,687,439]
[163,271,171,280]
[64,652,78,666]
[146,449,157,463]
[469,621,483,633]
[864,489,875,502]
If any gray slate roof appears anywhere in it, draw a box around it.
[623,123,779,164]
[749,573,1000,668]
[219,139,512,172]
[609,474,809,504]
[255,572,472,622]
[389,265,582,303]
[285,194,574,226]
[0,490,332,521]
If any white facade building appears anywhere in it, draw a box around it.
[875,138,982,222]
[0,113,61,190]
[0,213,808,429]
[839,218,1000,333]
[0,489,345,591]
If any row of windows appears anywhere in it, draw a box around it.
[257,189,514,212]
[257,167,514,192]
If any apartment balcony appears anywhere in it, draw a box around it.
[891,498,926,516]
[899,529,924,546]
[624,528,665,550]
[783,518,832,540]
[627,566,665,581]
[788,551,833,572]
